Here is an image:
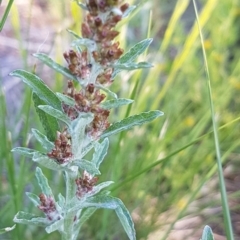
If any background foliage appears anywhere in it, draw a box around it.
[1,0,240,239]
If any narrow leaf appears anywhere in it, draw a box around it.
[67,29,82,39]
[72,159,100,175]
[114,62,153,70]
[74,0,88,10]
[78,208,97,228]
[32,92,59,141]
[32,129,54,152]
[35,167,54,197]
[118,39,153,64]
[13,211,48,226]
[32,152,69,171]
[71,38,97,52]
[92,138,109,168]
[101,98,134,110]
[101,110,164,139]
[122,5,136,18]
[11,147,36,156]
[71,113,94,157]
[26,192,41,207]
[0,225,16,235]
[45,218,64,233]
[201,225,215,240]
[38,105,71,127]
[33,53,78,82]
[56,92,75,106]
[96,84,118,99]
[9,69,61,110]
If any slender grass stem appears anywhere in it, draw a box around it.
[0,0,14,31]
[193,0,234,239]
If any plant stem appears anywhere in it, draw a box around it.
[193,0,234,239]
[63,170,78,240]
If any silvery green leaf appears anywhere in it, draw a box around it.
[91,181,114,196]
[32,129,54,152]
[96,84,118,99]
[13,211,48,226]
[33,53,78,82]
[67,29,82,39]
[35,167,54,198]
[114,62,153,70]
[11,147,36,156]
[32,152,68,171]
[122,5,136,18]
[72,159,100,175]
[72,38,97,52]
[58,193,65,209]
[80,142,94,158]
[70,195,136,240]
[26,192,40,207]
[0,225,15,235]
[101,110,164,139]
[78,208,96,228]
[101,98,134,110]
[74,1,88,10]
[45,218,64,233]
[56,92,75,106]
[9,70,62,110]
[92,138,109,168]
[71,113,94,157]
[38,105,71,127]
[201,225,215,240]
[113,39,152,77]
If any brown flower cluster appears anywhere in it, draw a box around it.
[75,171,98,198]
[62,81,110,137]
[47,131,72,164]
[38,193,59,221]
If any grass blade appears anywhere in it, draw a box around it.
[193,1,234,239]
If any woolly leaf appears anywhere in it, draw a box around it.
[13,211,48,226]
[45,219,64,233]
[35,167,54,197]
[32,129,54,152]
[71,113,94,157]
[96,84,118,99]
[92,138,109,168]
[201,225,215,240]
[33,53,78,82]
[69,195,136,240]
[72,159,100,175]
[101,98,134,110]
[32,152,70,172]
[78,208,97,228]
[32,93,59,141]
[101,110,164,138]
[67,29,82,39]
[0,225,16,235]
[11,147,36,156]
[38,105,71,127]
[113,39,153,77]
[114,62,153,70]
[26,192,41,207]
[9,70,61,110]
[122,5,136,18]
[56,92,75,106]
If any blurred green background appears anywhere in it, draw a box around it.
[1,0,240,239]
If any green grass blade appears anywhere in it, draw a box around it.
[193,1,234,239]
[0,0,14,31]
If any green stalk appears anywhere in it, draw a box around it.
[193,0,234,239]
[63,170,78,240]
[0,0,14,31]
